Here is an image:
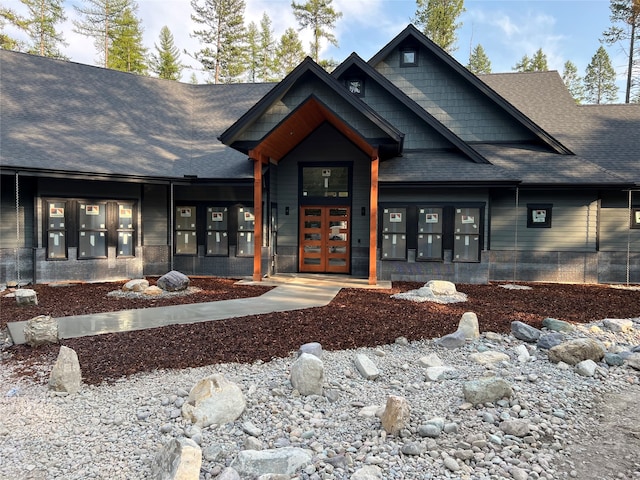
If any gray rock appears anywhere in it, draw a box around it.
[354,354,380,380]
[48,345,82,394]
[443,457,460,472]
[181,374,245,427]
[602,318,634,333]
[351,465,383,479]
[537,332,565,350]
[290,353,324,395]
[216,467,241,480]
[435,329,467,349]
[469,350,510,365]
[297,342,323,359]
[122,279,149,292]
[24,315,58,347]
[604,352,625,366]
[575,359,598,377]
[499,419,530,437]
[509,466,529,480]
[457,312,479,339]
[626,353,640,370]
[401,442,424,455]
[15,288,38,306]
[542,317,575,333]
[157,270,190,292]
[427,280,457,295]
[463,377,513,404]
[151,437,202,480]
[425,366,458,381]
[418,424,441,438]
[230,447,313,478]
[548,338,605,365]
[511,321,541,343]
[418,353,443,368]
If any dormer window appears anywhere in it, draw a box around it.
[347,79,364,96]
[401,49,417,67]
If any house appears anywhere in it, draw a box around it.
[1,25,638,286]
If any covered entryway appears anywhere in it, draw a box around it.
[299,206,350,273]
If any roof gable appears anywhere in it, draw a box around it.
[219,57,404,160]
[368,25,572,155]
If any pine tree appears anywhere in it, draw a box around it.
[259,12,277,81]
[107,7,147,74]
[246,21,260,82]
[20,0,68,59]
[414,0,465,54]
[513,48,548,72]
[150,25,183,80]
[0,6,28,51]
[73,0,130,67]
[584,46,619,103]
[291,0,342,63]
[275,27,306,78]
[467,44,491,74]
[602,0,640,103]
[190,0,247,84]
[562,60,585,104]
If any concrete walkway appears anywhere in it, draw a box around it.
[7,274,391,345]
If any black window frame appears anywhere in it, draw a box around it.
[346,78,365,96]
[400,48,418,67]
[631,207,640,229]
[527,204,553,228]
[46,200,68,260]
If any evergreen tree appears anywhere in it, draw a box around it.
[0,6,28,51]
[414,0,465,54]
[73,0,130,67]
[150,26,183,80]
[21,0,68,59]
[513,48,548,72]
[259,12,277,81]
[467,44,491,74]
[246,21,260,82]
[602,0,640,103]
[584,46,619,103]
[275,27,306,78]
[190,0,247,84]
[107,7,147,74]
[291,0,342,63]
[562,60,585,104]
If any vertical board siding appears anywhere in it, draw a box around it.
[0,174,35,248]
[373,50,533,143]
[142,184,169,246]
[490,192,598,252]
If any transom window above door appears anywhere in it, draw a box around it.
[302,166,349,199]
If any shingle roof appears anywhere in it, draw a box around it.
[0,50,274,180]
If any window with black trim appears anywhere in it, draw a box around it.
[175,206,197,255]
[78,202,107,258]
[47,200,67,259]
[206,206,229,256]
[631,208,640,229]
[400,49,417,67]
[346,78,364,96]
[117,203,135,257]
[527,204,553,228]
[237,207,255,257]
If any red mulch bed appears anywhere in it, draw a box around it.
[2,279,639,385]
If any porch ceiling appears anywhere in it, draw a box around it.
[249,96,380,163]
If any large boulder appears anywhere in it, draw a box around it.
[122,279,149,292]
[48,345,82,394]
[542,317,575,333]
[511,321,541,343]
[151,437,202,480]
[290,353,324,395]
[427,280,458,296]
[547,338,605,365]
[381,395,411,435]
[181,374,245,427]
[15,288,38,306]
[229,447,313,478]
[157,270,190,292]
[24,315,58,347]
[463,377,513,404]
[457,312,480,339]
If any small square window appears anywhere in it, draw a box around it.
[346,79,364,96]
[527,204,552,228]
[631,208,640,229]
[401,49,417,67]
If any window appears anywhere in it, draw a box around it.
[175,206,197,255]
[631,208,640,229]
[301,166,350,200]
[401,49,417,67]
[346,78,364,96]
[527,204,553,228]
[206,206,229,256]
[78,202,107,258]
[47,201,67,259]
[236,207,255,256]
[117,203,135,257]
[381,208,407,260]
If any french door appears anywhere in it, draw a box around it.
[299,206,350,273]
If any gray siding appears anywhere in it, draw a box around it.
[374,49,533,143]
[491,191,598,252]
[599,192,640,252]
[0,174,34,249]
[142,184,169,246]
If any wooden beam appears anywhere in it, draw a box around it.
[369,154,379,285]
[252,153,263,282]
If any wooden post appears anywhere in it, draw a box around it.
[369,154,379,285]
[252,152,263,282]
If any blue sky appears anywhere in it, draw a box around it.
[4,0,629,99]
